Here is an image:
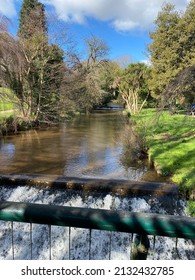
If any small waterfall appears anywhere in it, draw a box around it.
[0,185,194,260]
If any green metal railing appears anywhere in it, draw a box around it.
[0,201,195,260]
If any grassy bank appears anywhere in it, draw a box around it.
[0,88,16,134]
[0,88,15,108]
[132,109,195,215]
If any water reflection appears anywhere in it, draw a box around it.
[0,143,15,157]
[0,112,148,179]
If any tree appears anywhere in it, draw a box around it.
[148,3,181,99]
[178,0,195,66]
[18,0,65,122]
[164,66,195,108]
[98,60,121,104]
[0,14,9,32]
[149,1,195,105]
[0,1,65,123]
[39,44,65,122]
[21,35,64,122]
[84,36,109,69]
[112,63,150,114]
[65,35,110,113]
[18,0,47,39]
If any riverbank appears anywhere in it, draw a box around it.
[0,114,39,135]
[132,109,195,215]
[0,111,71,135]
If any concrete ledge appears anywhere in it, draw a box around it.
[0,174,178,197]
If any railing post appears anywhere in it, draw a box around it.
[131,234,150,260]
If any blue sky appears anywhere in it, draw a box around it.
[0,0,190,63]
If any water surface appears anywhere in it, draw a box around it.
[0,111,156,180]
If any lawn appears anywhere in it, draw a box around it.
[0,88,16,112]
[133,109,195,215]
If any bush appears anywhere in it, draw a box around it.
[120,123,149,166]
[0,115,36,135]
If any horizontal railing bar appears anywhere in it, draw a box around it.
[0,201,195,239]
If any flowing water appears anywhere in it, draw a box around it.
[0,111,194,259]
[0,111,156,179]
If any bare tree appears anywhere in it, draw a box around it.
[85,35,109,68]
[63,35,110,113]
[0,14,9,32]
[163,66,195,112]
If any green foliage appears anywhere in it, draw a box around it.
[1,0,64,123]
[1,2,112,121]
[0,115,37,135]
[149,0,195,102]
[112,63,151,114]
[149,3,181,98]
[18,0,47,39]
[98,60,120,103]
[179,0,195,66]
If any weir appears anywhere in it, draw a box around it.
[0,173,194,260]
[0,174,178,196]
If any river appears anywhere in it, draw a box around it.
[0,111,157,180]
[1,111,194,260]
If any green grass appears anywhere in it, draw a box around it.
[0,111,15,118]
[0,88,18,134]
[0,88,16,112]
[132,109,195,211]
[0,103,14,111]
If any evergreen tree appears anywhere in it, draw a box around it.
[149,1,195,106]
[179,0,195,66]
[18,0,47,39]
[38,44,64,121]
[148,3,181,100]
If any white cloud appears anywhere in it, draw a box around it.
[0,0,189,31]
[42,0,189,31]
[0,0,16,17]
[140,59,151,66]
[113,20,138,31]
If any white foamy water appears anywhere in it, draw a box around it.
[0,186,194,260]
